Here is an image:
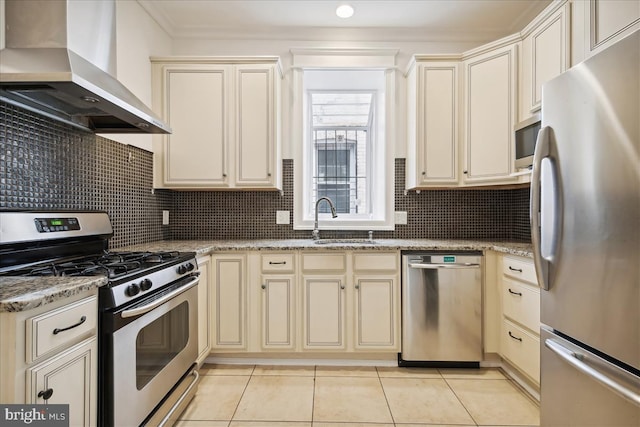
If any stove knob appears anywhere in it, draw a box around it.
[177,265,187,275]
[140,279,153,291]
[186,262,195,272]
[125,283,140,297]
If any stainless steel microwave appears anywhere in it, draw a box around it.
[514,114,541,169]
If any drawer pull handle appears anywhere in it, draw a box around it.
[508,331,523,342]
[268,261,286,265]
[53,316,87,335]
[38,388,53,400]
[508,266,523,273]
[508,288,523,296]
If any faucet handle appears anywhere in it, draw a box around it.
[312,229,320,240]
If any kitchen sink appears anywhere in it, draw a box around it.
[313,239,378,245]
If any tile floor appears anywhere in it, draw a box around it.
[177,365,539,427]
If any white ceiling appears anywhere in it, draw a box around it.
[137,0,553,43]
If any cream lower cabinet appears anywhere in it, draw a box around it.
[301,253,347,350]
[27,337,96,427]
[211,254,247,350]
[196,255,212,365]
[260,253,296,350]
[353,253,400,351]
[499,254,541,386]
[152,57,282,190]
[0,291,98,427]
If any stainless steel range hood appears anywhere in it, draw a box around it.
[0,0,171,134]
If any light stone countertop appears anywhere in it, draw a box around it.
[0,276,107,313]
[0,239,532,313]
[119,239,534,258]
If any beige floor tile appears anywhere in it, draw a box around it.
[376,366,441,378]
[313,377,393,423]
[180,376,249,421]
[230,423,311,427]
[234,376,315,421]
[396,425,476,427]
[252,365,315,376]
[447,379,540,426]
[175,421,229,427]
[313,423,393,427]
[381,377,475,425]
[438,367,507,380]
[315,366,378,377]
[201,364,255,376]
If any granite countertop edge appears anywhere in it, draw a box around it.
[119,239,534,258]
[0,239,532,313]
[0,276,108,313]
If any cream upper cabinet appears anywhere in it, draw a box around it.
[573,0,640,64]
[462,41,518,185]
[406,60,460,188]
[196,256,212,365]
[152,57,282,190]
[211,254,247,350]
[519,1,571,119]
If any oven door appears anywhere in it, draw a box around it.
[110,274,199,427]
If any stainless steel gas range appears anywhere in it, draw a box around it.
[0,211,201,427]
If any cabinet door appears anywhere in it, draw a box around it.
[585,0,640,58]
[526,3,570,113]
[354,276,398,351]
[303,276,346,350]
[261,275,295,350]
[212,255,247,349]
[196,256,212,364]
[163,65,229,187]
[410,63,459,187]
[234,64,277,187]
[27,337,97,427]
[463,44,517,183]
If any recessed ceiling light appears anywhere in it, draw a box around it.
[336,4,354,19]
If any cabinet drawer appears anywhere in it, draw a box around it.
[353,253,398,272]
[501,319,540,384]
[261,254,295,273]
[502,278,540,333]
[502,256,537,285]
[302,253,346,272]
[26,296,97,363]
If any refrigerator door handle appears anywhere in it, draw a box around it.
[545,338,640,407]
[531,126,562,290]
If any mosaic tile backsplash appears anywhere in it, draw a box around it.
[0,102,171,249]
[1,101,531,245]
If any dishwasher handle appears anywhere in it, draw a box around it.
[408,262,480,269]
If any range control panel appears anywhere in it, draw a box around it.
[35,217,81,233]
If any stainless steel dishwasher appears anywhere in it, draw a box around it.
[400,252,483,368]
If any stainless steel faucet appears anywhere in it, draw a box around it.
[313,197,338,240]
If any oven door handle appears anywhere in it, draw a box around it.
[121,274,200,319]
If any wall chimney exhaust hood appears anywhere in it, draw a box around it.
[0,0,171,134]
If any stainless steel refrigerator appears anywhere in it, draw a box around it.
[531,30,639,426]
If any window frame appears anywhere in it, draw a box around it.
[292,65,395,232]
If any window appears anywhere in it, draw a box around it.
[311,92,372,215]
[294,67,394,231]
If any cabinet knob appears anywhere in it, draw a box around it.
[463,170,468,174]
[340,284,345,290]
[261,284,266,290]
[38,388,54,400]
[421,171,426,175]
[267,172,272,177]
[222,173,227,178]
[355,284,360,290]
